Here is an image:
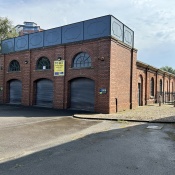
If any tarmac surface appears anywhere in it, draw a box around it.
[0,105,101,163]
[0,104,175,175]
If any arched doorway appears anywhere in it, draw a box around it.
[138,75,143,106]
[70,78,95,111]
[9,80,22,104]
[35,79,53,107]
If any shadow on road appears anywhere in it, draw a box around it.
[0,104,95,117]
[0,121,175,175]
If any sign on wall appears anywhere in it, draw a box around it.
[54,60,65,76]
[99,88,107,94]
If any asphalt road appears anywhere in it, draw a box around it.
[0,105,101,163]
[0,105,175,175]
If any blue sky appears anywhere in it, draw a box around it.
[0,0,175,68]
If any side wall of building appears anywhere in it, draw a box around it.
[109,39,138,113]
[136,63,175,105]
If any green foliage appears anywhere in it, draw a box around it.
[160,66,175,75]
[0,17,18,39]
[0,17,18,52]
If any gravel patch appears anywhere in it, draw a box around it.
[74,104,175,123]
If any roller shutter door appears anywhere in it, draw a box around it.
[9,80,22,104]
[36,79,53,107]
[70,78,95,111]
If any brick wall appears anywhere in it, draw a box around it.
[1,37,139,114]
[110,39,138,113]
[136,62,175,105]
[0,54,4,103]
[2,37,174,114]
[63,38,111,113]
[0,38,112,113]
[136,67,146,105]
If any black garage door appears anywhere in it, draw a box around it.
[36,79,53,107]
[70,78,95,111]
[9,80,22,104]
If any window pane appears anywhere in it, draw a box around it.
[73,52,91,68]
[37,57,50,70]
[9,60,20,72]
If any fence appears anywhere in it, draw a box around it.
[1,15,134,54]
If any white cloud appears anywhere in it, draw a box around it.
[1,0,175,67]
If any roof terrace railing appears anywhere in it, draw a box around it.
[1,15,134,54]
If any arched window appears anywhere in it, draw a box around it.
[160,79,162,95]
[9,60,20,72]
[72,52,91,68]
[36,57,50,70]
[150,77,154,96]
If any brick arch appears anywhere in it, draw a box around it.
[138,74,143,83]
[8,60,20,72]
[69,48,93,60]
[33,77,53,83]
[7,77,22,83]
[34,53,51,60]
[71,52,92,68]
[68,49,94,68]
[68,76,95,82]
[36,56,51,70]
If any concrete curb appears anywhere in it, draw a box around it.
[73,115,175,124]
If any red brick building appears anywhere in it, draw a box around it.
[0,15,174,113]
[137,61,175,106]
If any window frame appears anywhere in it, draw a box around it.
[36,57,51,70]
[72,52,92,68]
[8,60,20,72]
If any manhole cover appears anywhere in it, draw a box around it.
[146,125,163,130]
